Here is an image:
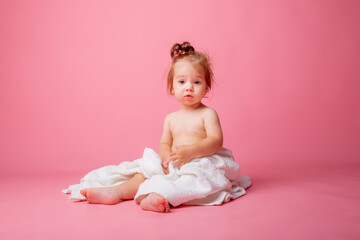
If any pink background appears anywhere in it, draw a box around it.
[1,0,359,176]
[1,1,359,240]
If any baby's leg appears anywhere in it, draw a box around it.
[80,173,146,204]
[139,193,170,213]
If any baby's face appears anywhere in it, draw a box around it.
[172,60,207,108]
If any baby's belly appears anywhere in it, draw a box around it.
[172,136,206,151]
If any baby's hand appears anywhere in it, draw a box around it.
[162,155,171,174]
[170,145,195,168]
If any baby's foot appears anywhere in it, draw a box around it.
[80,186,122,205]
[140,192,170,213]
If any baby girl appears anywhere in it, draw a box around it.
[63,42,251,212]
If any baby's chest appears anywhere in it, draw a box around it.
[170,117,206,136]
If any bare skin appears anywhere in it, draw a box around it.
[80,173,146,204]
[140,192,170,213]
[80,59,223,213]
[160,60,223,172]
[80,174,170,213]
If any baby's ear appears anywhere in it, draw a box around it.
[204,87,210,98]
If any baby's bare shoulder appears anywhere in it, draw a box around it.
[201,106,219,119]
[164,111,179,123]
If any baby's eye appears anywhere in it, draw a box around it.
[178,80,185,84]
[194,81,201,85]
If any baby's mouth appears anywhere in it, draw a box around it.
[184,94,193,99]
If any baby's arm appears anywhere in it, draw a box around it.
[170,108,223,168]
[158,114,173,174]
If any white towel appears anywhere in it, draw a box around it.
[62,148,251,206]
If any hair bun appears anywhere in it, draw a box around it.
[170,41,195,59]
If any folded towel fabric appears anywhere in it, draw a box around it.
[62,148,251,206]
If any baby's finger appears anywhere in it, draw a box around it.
[175,160,183,168]
[180,161,187,168]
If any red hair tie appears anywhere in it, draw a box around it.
[173,49,184,58]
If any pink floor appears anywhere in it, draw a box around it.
[0,164,359,240]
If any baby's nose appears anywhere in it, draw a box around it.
[185,84,194,91]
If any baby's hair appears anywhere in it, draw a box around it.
[167,42,214,94]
